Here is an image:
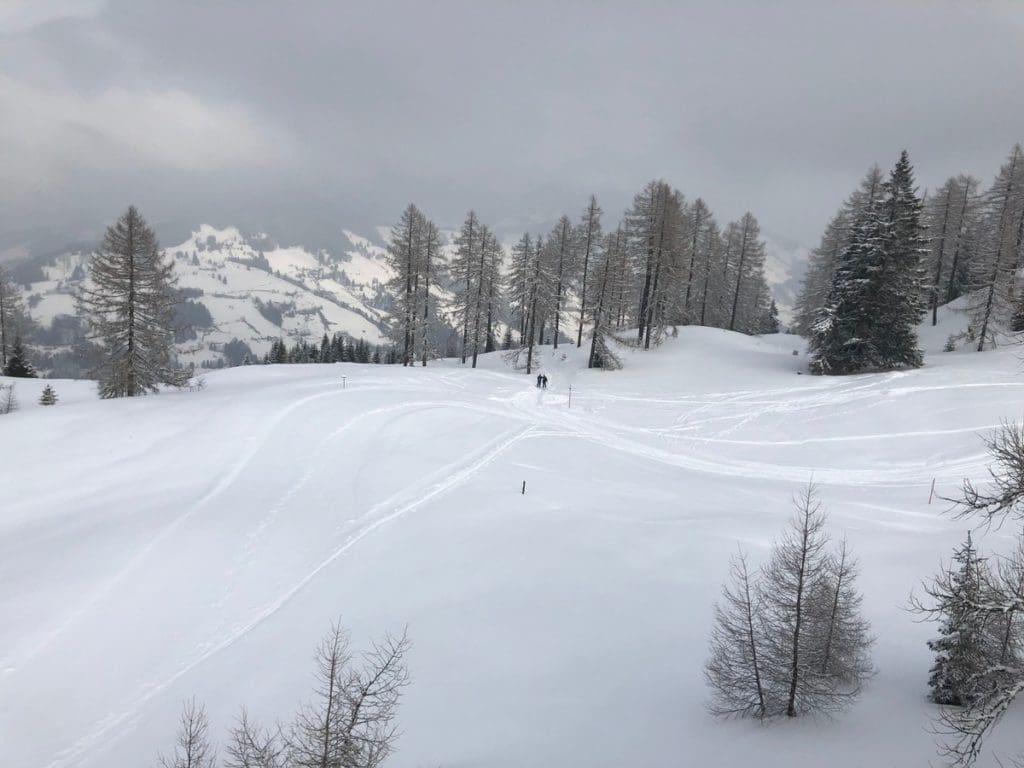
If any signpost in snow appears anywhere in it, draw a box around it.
[342,375,347,390]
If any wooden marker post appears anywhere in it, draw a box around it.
[928,478,936,504]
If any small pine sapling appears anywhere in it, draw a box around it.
[39,384,58,405]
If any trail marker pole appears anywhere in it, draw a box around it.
[568,385,572,409]
[342,375,347,390]
[928,478,936,504]
[521,480,526,495]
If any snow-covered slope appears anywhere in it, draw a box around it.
[18,226,396,369]
[1,321,1020,767]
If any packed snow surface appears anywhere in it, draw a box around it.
[1,323,1022,767]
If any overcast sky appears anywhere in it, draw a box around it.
[1,0,1022,251]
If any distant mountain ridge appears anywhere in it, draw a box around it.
[11,223,807,374]
[17,226,398,373]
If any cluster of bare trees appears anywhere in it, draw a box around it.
[507,182,775,372]
[388,180,777,375]
[384,204,444,367]
[795,143,1024,353]
[157,621,411,768]
[450,211,504,368]
[705,484,873,719]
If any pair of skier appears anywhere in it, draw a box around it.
[535,373,549,389]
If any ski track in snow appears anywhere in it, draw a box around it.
[43,420,538,768]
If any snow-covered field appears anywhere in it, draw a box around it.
[2,320,1023,767]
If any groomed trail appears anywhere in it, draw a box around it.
[2,322,1022,768]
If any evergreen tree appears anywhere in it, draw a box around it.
[793,167,884,338]
[319,333,332,363]
[2,334,35,378]
[38,384,58,405]
[760,299,781,334]
[810,152,925,374]
[925,533,990,706]
[0,265,26,367]
[269,338,288,364]
[76,206,185,397]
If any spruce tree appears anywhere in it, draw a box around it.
[871,150,926,368]
[38,384,58,405]
[810,153,925,374]
[760,299,781,334]
[76,206,184,397]
[926,533,989,706]
[794,167,884,338]
[2,335,35,378]
[0,265,26,367]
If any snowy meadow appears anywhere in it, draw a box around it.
[2,321,1022,767]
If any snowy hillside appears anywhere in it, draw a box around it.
[1,311,1021,768]
[17,226,397,369]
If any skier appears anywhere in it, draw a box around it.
[536,373,543,388]
[541,374,548,389]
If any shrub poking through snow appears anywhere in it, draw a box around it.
[157,620,411,768]
[0,383,17,414]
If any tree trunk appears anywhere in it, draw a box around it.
[729,222,751,332]
[930,185,954,326]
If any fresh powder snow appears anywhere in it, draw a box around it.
[0,319,1020,767]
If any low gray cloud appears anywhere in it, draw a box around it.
[2,0,1023,250]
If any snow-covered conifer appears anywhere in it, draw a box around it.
[2,334,35,378]
[0,265,26,367]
